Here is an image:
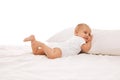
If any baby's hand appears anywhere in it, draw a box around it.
[90,35,93,41]
[87,35,93,43]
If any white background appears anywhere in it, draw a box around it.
[0,0,120,45]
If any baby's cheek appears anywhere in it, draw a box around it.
[89,36,92,41]
[88,37,91,41]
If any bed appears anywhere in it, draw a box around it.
[0,27,120,80]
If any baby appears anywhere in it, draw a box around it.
[24,23,92,59]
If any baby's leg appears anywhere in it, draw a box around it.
[31,41,45,55]
[24,35,62,59]
[35,41,62,59]
[24,35,45,55]
[24,35,35,42]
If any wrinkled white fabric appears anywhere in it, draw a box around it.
[47,36,85,57]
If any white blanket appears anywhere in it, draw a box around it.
[0,45,120,80]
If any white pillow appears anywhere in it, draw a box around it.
[47,27,74,42]
[89,29,120,56]
[47,27,120,56]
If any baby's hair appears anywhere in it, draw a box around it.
[74,23,89,34]
[75,23,89,30]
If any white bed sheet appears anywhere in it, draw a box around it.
[0,45,120,80]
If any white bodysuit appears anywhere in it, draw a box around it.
[47,36,85,57]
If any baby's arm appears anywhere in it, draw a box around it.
[81,35,93,53]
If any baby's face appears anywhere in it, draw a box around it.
[77,26,91,42]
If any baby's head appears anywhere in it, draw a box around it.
[74,23,91,42]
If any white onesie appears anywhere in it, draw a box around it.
[47,36,85,57]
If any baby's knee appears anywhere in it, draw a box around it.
[33,49,44,55]
[33,51,39,55]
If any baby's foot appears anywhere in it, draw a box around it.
[24,35,35,42]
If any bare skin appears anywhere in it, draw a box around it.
[24,23,92,59]
[74,24,92,53]
[24,35,62,59]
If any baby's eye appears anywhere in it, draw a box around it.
[89,33,91,36]
[84,31,87,34]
